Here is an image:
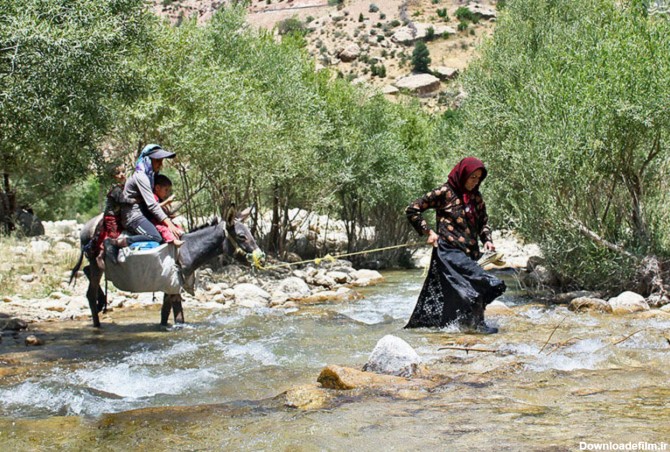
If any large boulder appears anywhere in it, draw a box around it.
[433,66,459,81]
[466,3,497,20]
[363,335,421,377]
[391,27,415,44]
[394,74,441,95]
[414,23,457,40]
[382,84,399,95]
[608,291,650,314]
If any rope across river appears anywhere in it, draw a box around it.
[250,242,506,271]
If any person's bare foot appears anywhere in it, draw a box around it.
[172,239,184,247]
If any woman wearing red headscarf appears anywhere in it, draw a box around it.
[404,157,506,333]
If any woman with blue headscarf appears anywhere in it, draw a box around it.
[105,144,183,262]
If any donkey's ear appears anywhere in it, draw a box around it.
[226,205,237,225]
[238,206,252,222]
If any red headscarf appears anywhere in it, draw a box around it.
[447,157,488,225]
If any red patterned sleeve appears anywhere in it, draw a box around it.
[405,184,449,236]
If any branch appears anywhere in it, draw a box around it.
[539,315,567,354]
[438,346,497,354]
[594,329,646,353]
[640,130,662,177]
[570,217,637,260]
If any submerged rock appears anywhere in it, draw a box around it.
[485,300,515,316]
[317,365,435,391]
[363,335,421,377]
[279,384,332,410]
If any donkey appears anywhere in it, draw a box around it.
[70,207,265,327]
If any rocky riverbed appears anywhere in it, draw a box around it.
[2,220,668,335]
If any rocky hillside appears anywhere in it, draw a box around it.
[152,0,500,112]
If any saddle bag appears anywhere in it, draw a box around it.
[105,242,181,294]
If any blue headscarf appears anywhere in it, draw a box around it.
[135,144,162,187]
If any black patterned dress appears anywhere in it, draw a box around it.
[404,182,506,328]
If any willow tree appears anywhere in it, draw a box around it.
[457,0,670,293]
[112,6,331,252]
[0,0,153,230]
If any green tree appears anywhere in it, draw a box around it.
[411,41,431,73]
[0,0,153,225]
[457,0,670,292]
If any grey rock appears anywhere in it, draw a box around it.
[276,277,311,298]
[0,318,28,331]
[608,291,649,314]
[363,335,421,377]
[394,74,441,95]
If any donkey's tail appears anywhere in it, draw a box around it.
[69,247,85,286]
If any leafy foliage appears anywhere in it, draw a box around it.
[457,0,670,290]
[0,0,153,192]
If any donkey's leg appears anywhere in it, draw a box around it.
[84,264,103,327]
[161,294,172,326]
[96,285,107,313]
[172,294,184,324]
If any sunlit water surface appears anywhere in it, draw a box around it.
[0,270,668,450]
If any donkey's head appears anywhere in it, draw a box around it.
[224,206,265,267]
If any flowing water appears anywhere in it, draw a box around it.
[0,270,668,450]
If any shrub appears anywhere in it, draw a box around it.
[359,13,365,22]
[371,64,387,77]
[411,41,431,73]
[277,17,307,37]
[390,19,401,27]
[369,3,379,13]
[425,26,435,41]
[455,6,479,24]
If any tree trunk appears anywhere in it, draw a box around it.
[268,183,281,254]
[0,173,16,235]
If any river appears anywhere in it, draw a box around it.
[0,270,668,450]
